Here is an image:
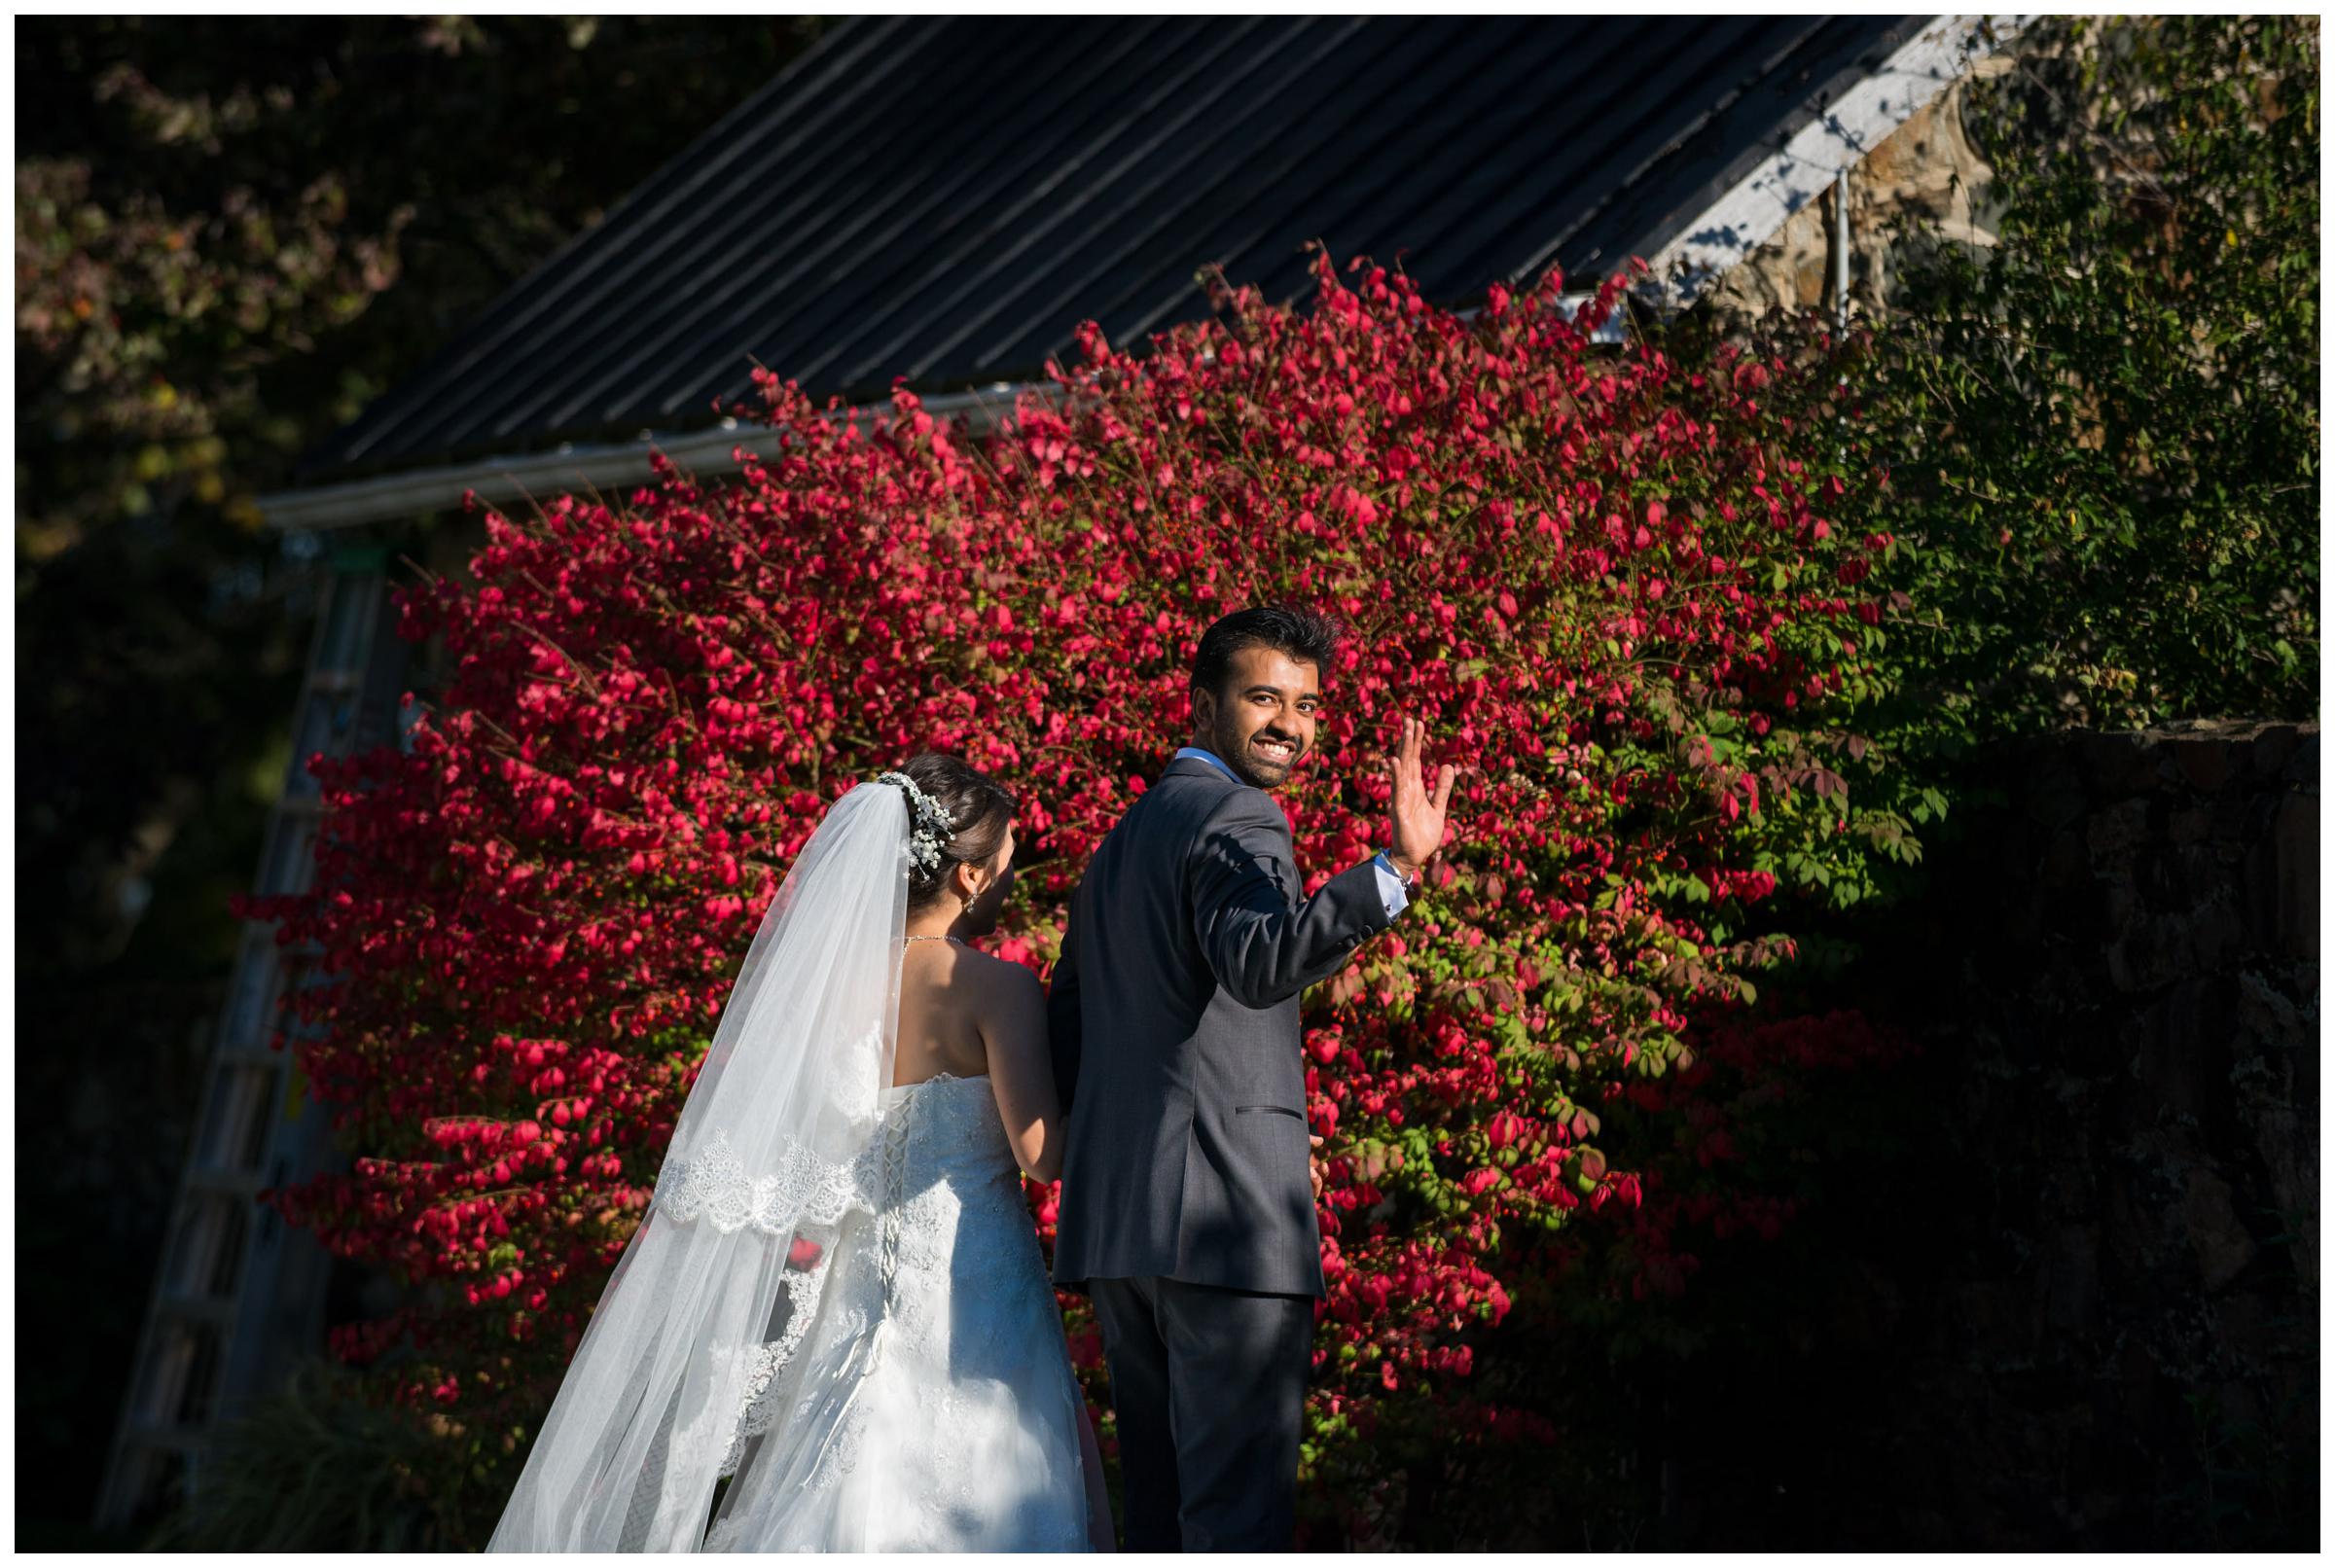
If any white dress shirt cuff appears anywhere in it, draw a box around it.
[1371,853,1411,919]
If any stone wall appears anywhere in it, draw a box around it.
[1893,719,2316,1547]
[1647,720,2317,1550]
[1701,47,2013,322]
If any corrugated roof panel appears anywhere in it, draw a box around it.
[304,15,1919,480]
[846,20,1381,391]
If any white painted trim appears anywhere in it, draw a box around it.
[258,382,1032,533]
[259,290,1618,533]
[1641,14,2030,307]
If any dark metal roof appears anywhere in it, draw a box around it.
[305,14,1920,481]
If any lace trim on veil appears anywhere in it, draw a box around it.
[718,1269,828,1475]
[655,1129,877,1235]
[651,1134,868,1479]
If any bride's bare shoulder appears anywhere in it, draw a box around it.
[959,945,1042,999]
[939,949,1040,1036]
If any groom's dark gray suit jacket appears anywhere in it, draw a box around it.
[1047,756,1396,1299]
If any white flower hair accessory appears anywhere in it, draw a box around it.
[877,770,957,875]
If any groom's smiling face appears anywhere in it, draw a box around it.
[1192,644,1321,791]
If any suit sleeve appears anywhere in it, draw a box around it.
[1045,903,1084,1114]
[1189,790,1399,1011]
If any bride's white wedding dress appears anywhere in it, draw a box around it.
[487,782,1095,1553]
[702,1071,1094,1552]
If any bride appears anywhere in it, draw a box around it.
[490,753,1114,1551]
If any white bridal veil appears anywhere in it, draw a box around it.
[488,782,909,1551]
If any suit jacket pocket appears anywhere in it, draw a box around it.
[1235,1104,1305,1120]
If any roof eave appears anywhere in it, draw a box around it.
[257,381,1031,534]
[257,293,1624,534]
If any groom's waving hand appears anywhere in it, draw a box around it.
[1183,717,1452,1011]
[1047,607,1451,1552]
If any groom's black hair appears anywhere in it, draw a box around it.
[1190,605,1342,701]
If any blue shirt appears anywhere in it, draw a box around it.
[1173,746,1411,918]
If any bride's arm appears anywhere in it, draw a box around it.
[980,961,1067,1184]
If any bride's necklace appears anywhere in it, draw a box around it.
[904,934,965,947]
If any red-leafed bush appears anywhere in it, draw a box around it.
[247,253,1917,1545]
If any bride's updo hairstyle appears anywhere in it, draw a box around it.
[890,750,1016,912]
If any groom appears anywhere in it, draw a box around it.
[1047,605,1455,1550]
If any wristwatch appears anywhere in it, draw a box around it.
[1377,847,1419,888]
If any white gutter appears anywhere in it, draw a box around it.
[258,380,1035,533]
[1642,14,2029,308]
[261,289,1621,535]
